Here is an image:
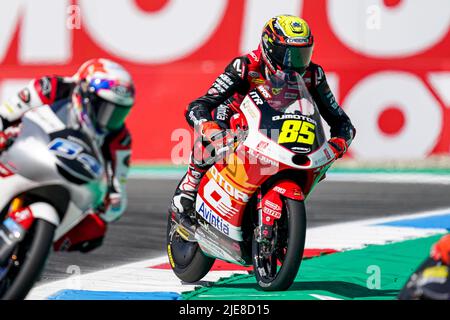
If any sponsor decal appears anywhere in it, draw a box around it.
[256,141,269,151]
[215,104,229,121]
[40,77,52,96]
[232,58,246,79]
[324,148,332,160]
[273,186,286,194]
[215,77,229,90]
[207,87,219,96]
[167,245,175,268]
[49,138,83,160]
[0,163,14,178]
[18,88,30,104]
[240,98,258,119]
[249,51,259,62]
[251,78,265,85]
[49,138,102,178]
[248,148,279,167]
[265,200,281,211]
[232,59,242,73]
[197,199,230,236]
[249,91,263,105]
[291,146,311,153]
[313,155,330,167]
[257,85,272,99]
[219,74,234,86]
[210,166,249,203]
[284,92,298,100]
[286,37,309,44]
[263,207,281,219]
[272,114,317,125]
[77,153,102,178]
[272,87,282,95]
[9,208,33,230]
[248,71,260,78]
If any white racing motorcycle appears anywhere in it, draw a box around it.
[0,101,107,299]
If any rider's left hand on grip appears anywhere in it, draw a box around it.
[328,137,348,159]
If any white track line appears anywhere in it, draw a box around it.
[129,172,450,185]
[327,173,450,185]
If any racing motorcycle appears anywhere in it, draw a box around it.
[167,70,337,291]
[0,102,107,299]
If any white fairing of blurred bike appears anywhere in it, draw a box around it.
[0,104,108,240]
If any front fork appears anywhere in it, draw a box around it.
[0,198,59,262]
[255,181,305,245]
[256,189,272,243]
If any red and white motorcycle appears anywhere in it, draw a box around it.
[0,102,108,299]
[167,70,337,291]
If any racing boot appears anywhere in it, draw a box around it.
[170,160,208,231]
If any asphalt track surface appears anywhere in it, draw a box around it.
[37,178,450,285]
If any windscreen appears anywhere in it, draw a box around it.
[254,70,326,154]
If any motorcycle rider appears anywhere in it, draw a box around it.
[0,58,135,252]
[171,15,356,228]
[398,234,450,300]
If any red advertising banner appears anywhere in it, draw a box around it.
[0,0,449,162]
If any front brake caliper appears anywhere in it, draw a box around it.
[0,218,26,262]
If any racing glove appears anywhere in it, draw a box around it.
[431,234,450,265]
[196,121,232,161]
[328,137,348,159]
[198,121,224,142]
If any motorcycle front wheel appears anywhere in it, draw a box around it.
[0,219,55,300]
[166,213,215,283]
[252,198,306,291]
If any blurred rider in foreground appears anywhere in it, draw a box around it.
[0,58,135,252]
[399,234,450,300]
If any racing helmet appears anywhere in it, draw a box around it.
[261,15,314,75]
[74,58,135,133]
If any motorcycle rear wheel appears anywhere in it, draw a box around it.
[252,198,306,291]
[166,213,215,283]
[0,219,55,300]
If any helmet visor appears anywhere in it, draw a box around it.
[93,98,131,132]
[271,44,313,74]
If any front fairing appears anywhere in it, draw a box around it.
[239,71,335,170]
[255,70,326,154]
